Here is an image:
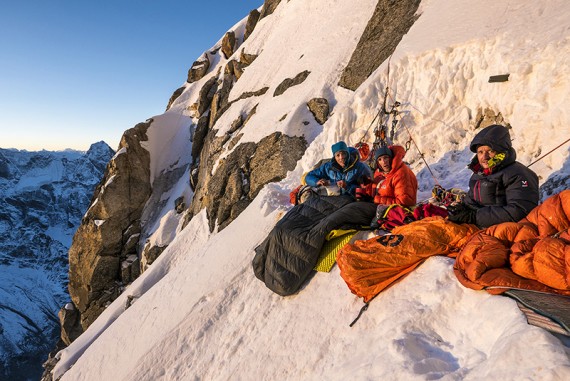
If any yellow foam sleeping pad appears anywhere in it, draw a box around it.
[314,229,358,272]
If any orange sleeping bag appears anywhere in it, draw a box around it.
[454,190,570,295]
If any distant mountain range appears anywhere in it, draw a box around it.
[0,142,114,380]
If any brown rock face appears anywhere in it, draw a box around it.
[273,70,311,97]
[338,0,421,91]
[189,130,307,232]
[244,9,261,41]
[259,0,282,20]
[58,305,83,346]
[307,98,330,125]
[67,120,152,329]
[187,54,210,83]
[474,107,508,130]
[193,76,218,118]
[240,50,258,66]
[192,115,210,162]
[209,75,236,128]
[221,31,237,59]
[166,86,186,111]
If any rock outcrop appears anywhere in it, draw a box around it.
[166,86,186,111]
[187,53,211,84]
[473,107,509,130]
[244,9,261,41]
[339,0,421,90]
[274,70,311,97]
[68,120,152,329]
[222,31,237,59]
[188,130,307,232]
[259,0,282,20]
[307,98,330,125]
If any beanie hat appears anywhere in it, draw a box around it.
[374,146,393,161]
[469,124,512,153]
[331,141,349,155]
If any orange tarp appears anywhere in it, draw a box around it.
[337,217,479,302]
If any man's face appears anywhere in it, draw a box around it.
[377,155,392,172]
[334,150,348,168]
[477,145,497,169]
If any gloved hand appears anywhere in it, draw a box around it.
[447,203,477,224]
[358,175,372,185]
[355,187,373,202]
[355,181,373,202]
[370,204,390,228]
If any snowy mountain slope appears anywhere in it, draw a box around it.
[0,142,114,380]
[52,0,570,380]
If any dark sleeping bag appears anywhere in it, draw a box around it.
[253,195,376,296]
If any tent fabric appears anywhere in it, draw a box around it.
[253,195,376,296]
[454,190,570,295]
[337,217,479,302]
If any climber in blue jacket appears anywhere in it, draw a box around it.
[305,141,371,197]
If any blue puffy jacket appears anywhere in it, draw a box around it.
[305,147,371,196]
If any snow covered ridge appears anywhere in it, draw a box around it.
[51,0,570,380]
[0,142,114,380]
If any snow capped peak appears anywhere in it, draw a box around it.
[0,144,114,379]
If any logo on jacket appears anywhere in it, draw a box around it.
[521,180,528,188]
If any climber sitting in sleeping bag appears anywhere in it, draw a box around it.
[304,141,372,197]
[447,124,539,228]
[253,141,376,296]
[354,145,418,206]
[351,144,420,230]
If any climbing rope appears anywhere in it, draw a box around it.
[527,137,570,168]
[398,118,442,187]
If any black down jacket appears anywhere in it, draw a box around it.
[465,124,539,228]
[253,195,376,296]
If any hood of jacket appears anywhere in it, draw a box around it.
[374,145,407,177]
[468,125,516,174]
[331,147,360,173]
[469,124,512,153]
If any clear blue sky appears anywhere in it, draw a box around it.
[0,1,263,151]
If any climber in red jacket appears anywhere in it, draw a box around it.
[355,145,418,207]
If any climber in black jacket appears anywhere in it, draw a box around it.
[448,124,539,228]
